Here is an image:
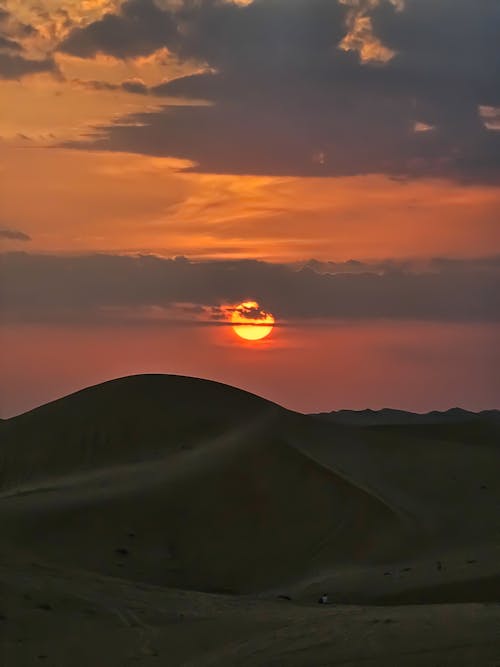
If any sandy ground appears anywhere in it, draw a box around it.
[1,375,499,665]
[2,557,500,667]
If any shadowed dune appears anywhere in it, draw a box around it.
[0,375,287,491]
[0,375,405,594]
[1,375,500,664]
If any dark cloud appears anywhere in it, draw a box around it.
[372,0,500,107]
[78,79,118,91]
[56,0,500,182]
[0,52,55,79]
[60,0,347,66]
[121,78,149,95]
[0,229,31,241]
[77,78,149,95]
[0,35,22,51]
[150,72,219,99]
[1,253,498,324]
[301,257,500,276]
[66,93,500,181]
[60,0,178,59]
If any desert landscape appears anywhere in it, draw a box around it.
[1,374,499,666]
[2,0,499,663]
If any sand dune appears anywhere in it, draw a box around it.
[1,375,404,594]
[1,374,499,665]
[0,375,286,491]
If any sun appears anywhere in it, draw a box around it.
[231,301,275,341]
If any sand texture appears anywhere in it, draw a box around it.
[1,375,499,665]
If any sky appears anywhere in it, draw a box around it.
[1,0,499,416]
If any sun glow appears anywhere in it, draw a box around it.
[231,301,275,341]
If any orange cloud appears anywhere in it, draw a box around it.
[338,0,398,63]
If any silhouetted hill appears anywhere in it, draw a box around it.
[0,374,401,594]
[0,374,287,490]
[314,407,500,426]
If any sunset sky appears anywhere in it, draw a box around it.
[1,0,499,416]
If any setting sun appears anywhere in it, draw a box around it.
[231,301,275,341]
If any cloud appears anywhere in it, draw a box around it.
[0,228,31,241]
[55,0,500,182]
[59,0,178,59]
[121,77,149,95]
[59,0,348,66]
[1,252,498,324]
[0,35,22,51]
[0,5,55,80]
[0,5,37,37]
[372,0,500,105]
[77,77,150,95]
[0,52,56,78]
[338,0,398,63]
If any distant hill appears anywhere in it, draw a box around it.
[313,407,500,426]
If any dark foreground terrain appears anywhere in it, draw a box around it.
[1,375,499,665]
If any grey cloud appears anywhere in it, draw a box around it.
[80,72,276,99]
[121,78,149,95]
[56,0,500,182]
[0,52,55,79]
[59,0,347,66]
[150,72,219,99]
[79,79,118,91]
[1,253,499,324]
[301,257,500,275]
[0,229,31,241]
[77,78,149,95]
[60,0,178,59]
[67,95,500,181]
[372,0,500,107]
[0,35,21,51]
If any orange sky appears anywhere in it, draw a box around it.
[1,0,498,263]
[2,146,499,261]
[1,0,499,415]
[2,321,499,417]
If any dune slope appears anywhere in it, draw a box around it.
[0,375,285,492]
[0,375,404,594]
[2,375,500,665]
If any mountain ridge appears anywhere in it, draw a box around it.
[313,407,500,425]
